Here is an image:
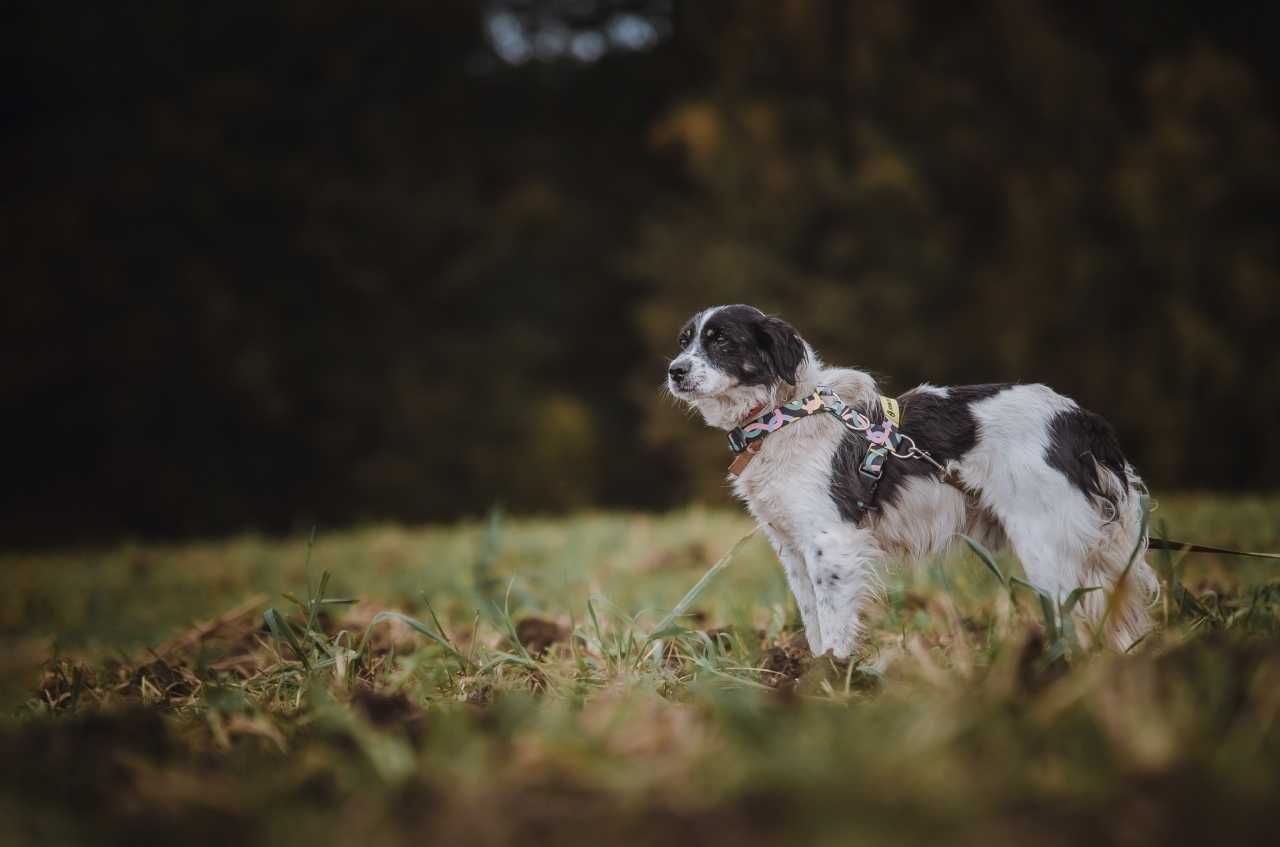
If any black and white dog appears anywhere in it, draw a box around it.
[666,304,1157,659]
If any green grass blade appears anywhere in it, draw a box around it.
[487,579,535,665]
[959,534,1005,587]
[647,622,691,642]
[587,597,606,654]
[306,569,331,636]
[688,654,774,691]
[1011,576,1058,640]
[424,599,452,648]
[264,607,311,671]
[1062,586,1101,616]
[303,524,317,607]
[1038,594,1058,640]
[357,610,464,661]
[476,649,540,674]
[646,529,757,643]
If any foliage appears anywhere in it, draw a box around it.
[5,2,1280,543]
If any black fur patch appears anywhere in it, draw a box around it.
[754,315,806,385]
[829,384,1012,523]
[681,305,805,387]
[1044,408,1130,501]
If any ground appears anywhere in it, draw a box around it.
[3,496,1280,846]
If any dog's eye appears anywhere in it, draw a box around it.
[678,330,692,348]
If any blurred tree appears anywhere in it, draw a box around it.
[2,0,1276,543]
[632,0,1280,501]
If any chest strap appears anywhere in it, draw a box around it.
[727,388,943,494]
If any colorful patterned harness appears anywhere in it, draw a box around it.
[727,386,945,510]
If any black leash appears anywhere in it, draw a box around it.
[1149,537,1280,561]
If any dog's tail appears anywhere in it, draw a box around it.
[1072,410,1131,506]
[1082,443,1160,650]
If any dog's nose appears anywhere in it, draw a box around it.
[668,363,689,382]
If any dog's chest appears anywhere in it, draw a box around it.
[730,417,845,537]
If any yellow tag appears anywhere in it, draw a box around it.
[879,395,901,426]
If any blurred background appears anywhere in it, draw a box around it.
[4,0,1277,546]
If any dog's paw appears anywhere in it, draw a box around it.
[795,649,882,697]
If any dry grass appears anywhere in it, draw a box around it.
[3,496,1280,846]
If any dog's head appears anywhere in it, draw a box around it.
[666,305,810,430]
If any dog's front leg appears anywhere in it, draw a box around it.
[806,527,882,660]
[764,528,824,654]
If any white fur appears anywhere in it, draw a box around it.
[669,310,1157,659]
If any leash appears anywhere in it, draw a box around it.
[1147,537,1280,560]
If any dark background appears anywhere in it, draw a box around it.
[4,0,1278,546]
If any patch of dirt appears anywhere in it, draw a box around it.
[513,617,568,657]
[34,658,96,712]
[464,681,495,708]
[31,598,410,715]
[758,631,811,688]
[1014,627,1067,693]
[790,647,882,697]
[352,688,419,726]
[127,657,201,705]
[759,647,806,683]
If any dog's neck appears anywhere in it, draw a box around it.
[693,351,825,431]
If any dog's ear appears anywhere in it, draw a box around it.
[755,316,806,386]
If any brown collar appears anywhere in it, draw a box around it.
[728,409,765,476]
[726,393,808,478]
[728,441,762,477]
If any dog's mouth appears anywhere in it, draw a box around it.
[668,375,742,402]
[667,377,702,399]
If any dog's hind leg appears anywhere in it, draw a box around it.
[1001,508,1092,605]
[805,526,883,659]
[994,481,1156,651]
[765,529,824,654]
[1076,480,1159,651]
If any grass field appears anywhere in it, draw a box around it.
[3,495,1280,846]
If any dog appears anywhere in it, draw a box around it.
[665,304,1158,659]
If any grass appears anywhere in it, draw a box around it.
[2,495,1280,846]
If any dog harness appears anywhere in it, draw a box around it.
[726,388,1280,556]
[727,387,945,510]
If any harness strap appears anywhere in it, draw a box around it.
[727,390,829,455]
[728,388,895,456]
[726,388,942,504]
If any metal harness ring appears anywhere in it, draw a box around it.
[823,387,945,472]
